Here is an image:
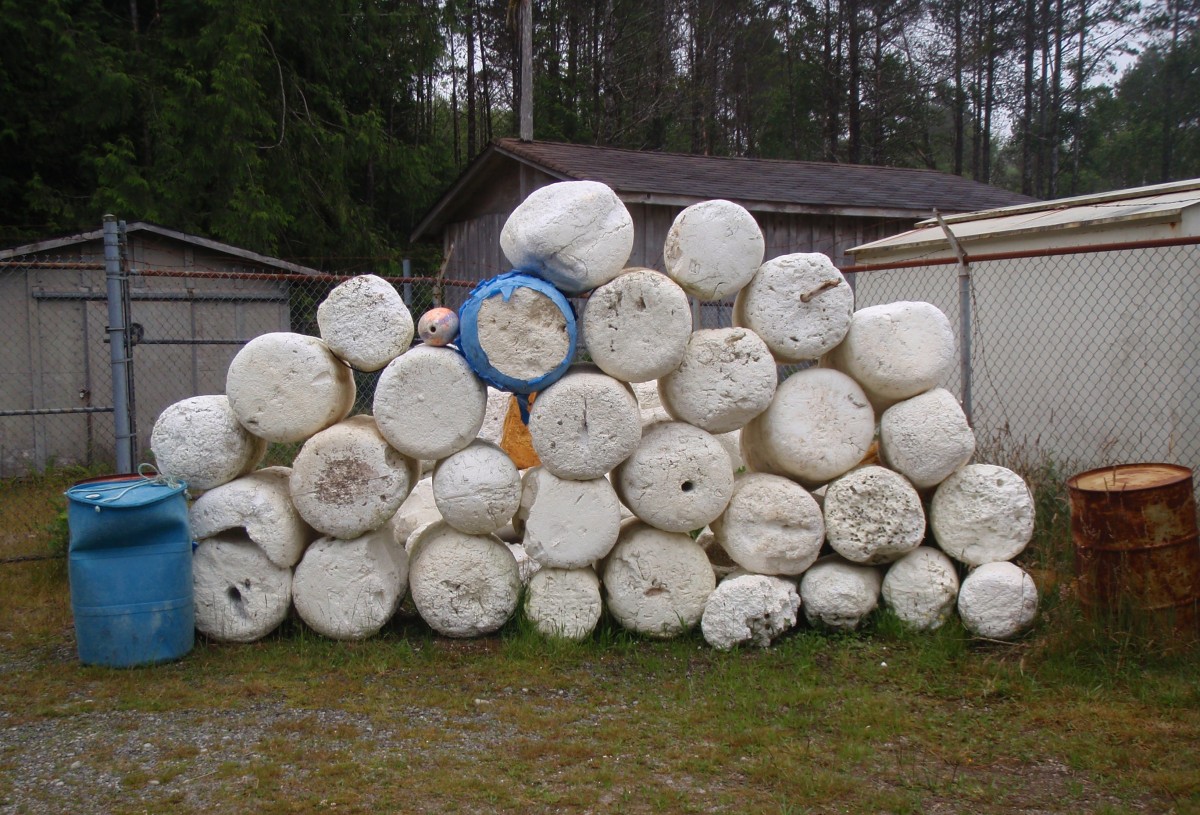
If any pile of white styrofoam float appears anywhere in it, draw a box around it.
[150,181,1039,651]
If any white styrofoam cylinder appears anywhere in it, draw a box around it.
[930,464,1036,566]
[291,527,409,640]
[479,387,511,446]
[317,274,414,372]
[658,327,778,433]
[799,556,883,631]
[879,388,976,489]
[225,332,355,444]
[824,466,926,565]
[823,301,956,408]
[580,268,692,382]
[527,367,642,480]
[150,395,266,491]
[701,573,801,650]
[612,421,735,534]
[289,415,420,540]
[476,285,572,381]
[518,467,621,568]
[602,521,716,638]
[739,367,874,488]
[432,440,521,535]
[631,380,662,411]
[506,541,543,585]
[733,253,853,362]
[189,466,314,569]
[524,567,603,640]
[663,200,765,301]
[390,476,439,547]
[192,534,293,643]
[957,561,1038,640]
[881,547,960,631]
[407,521,521,638]
[373,344,488,460]
[709,472,824,576]
[715,430,745,474]
[500,180,635,295]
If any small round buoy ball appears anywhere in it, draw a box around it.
[189,466,315,569]
[289,415,419,540]
[663,200,765,301]
[524,567,603,640]
[150,395,266,491]
[517,467,622,568]
[408,522,521,638]
[824,301,956,409]
[389,476,439,546]
[580,268,692,383]
[701,574,801,651]
[800,557,883,631]
[500,180,634,295]
[879,388,976,489]
[613,421,735,534]
[931,464,1035,566]
[957,561,1038,640]
[710,473,824,576]
[225,332,355,444]
[881,547,960,631]
[602,521,716,639]
[658,327,778,434]
[432,440,521,535]
[417,307,459,347]
[292,527,409,640]
[317,274,414,371]
[733,253,853,363]
[740,367,874,488]
[528,368,641,480]
[824,466,926,565]
[373,345,487,460]
[192,534,293,643]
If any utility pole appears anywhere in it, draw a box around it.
[519,0,533,141]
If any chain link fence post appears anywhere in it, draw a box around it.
[103,216,135,473]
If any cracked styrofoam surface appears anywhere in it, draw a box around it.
[663,200,765,301]
[524,567,603,640]
[291,527,408,640]
[881,547,960,631]
[432,440,521,535]
[389,476,439,546]
[189,466,314,569]
[317,274,414,372]
[733,253,853,362]
[800,556,883,631]
[658,327,777,434]
[192,534,293,643]
[528,367,642,480]
[701,573,801,650]
[580,268,692,382]
[957,561,1038,640]
[374,344,488,460]
[518,467,621,568]
[150,395,266,491]
[931,464,1035,566]
[710,472,824,576]
[824,466,926,565]
[476,286,571,380]
[879,388,976,489]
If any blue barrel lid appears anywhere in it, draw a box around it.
[67,476,188,509]
[457,271,577,395]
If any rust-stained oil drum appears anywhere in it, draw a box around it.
[1067,463,1199,631]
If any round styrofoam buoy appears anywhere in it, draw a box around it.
[658,327,777,434]
[150,395,266,491]
[931,464,1035,566]
[192,534,293,643]
[189,466,315,569]
[800,557,883,631]
[528,367,642,480]
[317,274,414,372]
[373,345,488,460]
[823,301,956,410]
[517,467,622,568]
[432,440,521,535]
[733,253,854,363]
[407,522,521,638]
[225,332,355,444]
[417,307,460,346]
[957,561,1038,640]
[524,567,603,641]
[710,472,824,576]
[879,388,976,489]
[289,415,420,540]
[291,527,408,640]
[500,180,634,295]
[612,421,734,534]
[740,367,874,488]
[824,466,926,565]
[881,547,960,631]
[579,268,692,383]
[701,573,801,650]
[663,199,765,301]
[602,521,715,639]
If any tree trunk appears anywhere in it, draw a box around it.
[467,0,477,157]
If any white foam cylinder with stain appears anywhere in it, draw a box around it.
[524,567,603,641]
[824,466,926,565]
[881,547,960,631]
[580,268,693,383]
[192,534,293,643]
[528,367,642,480]
[879,388,976,489]
[658,327,777,434]
[374,344,488,461]
[432,440,522,535]
[930,464,1035,566]
[701,573,801,650]
[150,395,266,491]
[799,556,883,631]
[733,253,854,362]
[663,200,765,301]
[189,466,315,569]
[475,285,572,383]
[225,332,355,444]
[517,467,621,568]
[317,274,414,372]
[957,561,1039,640]
[709,472,824,576]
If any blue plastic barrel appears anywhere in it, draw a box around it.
[66,474,193,667]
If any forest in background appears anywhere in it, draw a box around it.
[0,0,1197,271]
